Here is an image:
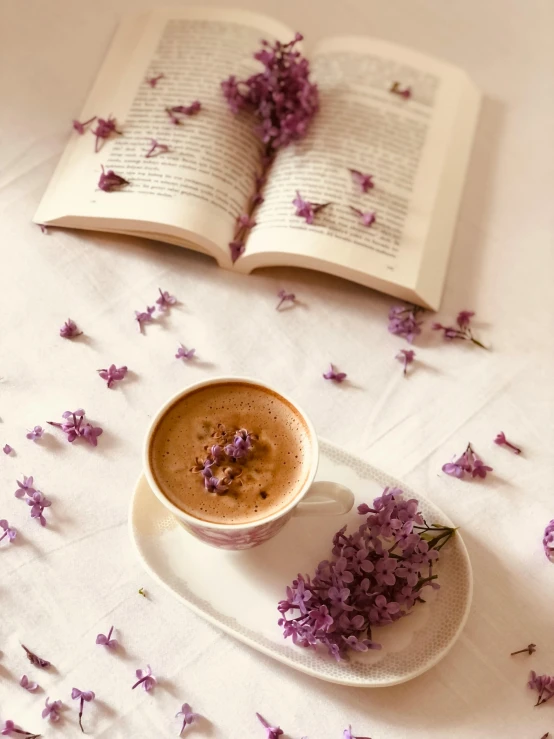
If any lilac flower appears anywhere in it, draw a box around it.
[237,213,256,229]
[528,671,554,706]
[71,688,95,733]
[135,305,155,333]
[348,169,374,193]
[3,444,13,455]
[92,116,122,152]
[60,318,82,338]
[98,166,129,192]
[390,81,412,99]
[472,458,493,479]
[279,487,454,659]
[494,431,522,455]
[276,289,296,310]
[511,643,536,656]
[350,206,376,227]
[388,305,424,343]
[292,191,329,224]
[156,288,177,311]
[396,349,415,375]
[2,720,40,737]
[165,101,201,124]
[20,674,39,691]
[42,697,62,722]
[224,429,256,461]
[48,409,103,446]
[323,364,347,383]
[96,625,118,649]
[221,30,318,266]
[72,116,96,134]
[132,665,156,691]
[98,364,128,389]
[27,491,52,527]
[256,713,284,738]
[15,475,35,498]
[26,426,44,441]
[0,519,17,544]
[229,239,245,263]
[343,726,372,739]
[176,344,195,360]
[222,33,318,152]
[432,310,486,348]
[145,139,169,158]
[22,644,51,668]
[176,703,198,735]
[147,73,164,87]
[442,443,492,480]
[204,476,229,494]
[543,520,554,563]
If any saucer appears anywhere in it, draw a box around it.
[129,439,472,687]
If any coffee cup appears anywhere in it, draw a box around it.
[143,377,354,550]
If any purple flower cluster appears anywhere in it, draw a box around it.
[528,671,554,706]
[278,487,454,660]
[98,364,128,389]
[14,476,51,527]
[0,519,17,544]
[92,116,122,152]
[191,427,257,495]
[543,520,554,563]
[222,33,318,151]
[222,34,318,262]
[176,703,198,735]
[26,426,44,441]
[48,409,103,447]
[71,688,95,732]
[42,697,62,722]
[349,169,374,193]
[145,139,169,158]
[22,644,51,669]
[135,288,177,332]
[165,101,201,125]
[276,289,296,311]
[20,675,39,692]
[349,206,376,227]
[396,349,415,375]
[96,625,118,649]
[132,665,156,692]
[98,166,129,192]
[495,431,522,455]
[146,73,164,87]
[432,311,487,349]
[293,191,329,224]
[60,318,82,338]
[442,443,493,480]
[323,364,347,383]
[388,305,424,343]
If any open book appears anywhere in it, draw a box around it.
[34,8,480,309]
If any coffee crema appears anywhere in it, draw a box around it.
[149,382,312,524]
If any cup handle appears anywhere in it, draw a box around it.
[293,481,354,517]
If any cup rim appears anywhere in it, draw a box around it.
[143,376,319,530]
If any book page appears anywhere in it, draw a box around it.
[34,8,294,263]
[241,37,480,307]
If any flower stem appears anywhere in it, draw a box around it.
[79,698,84,732]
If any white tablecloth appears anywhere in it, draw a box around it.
[1,0,554,737]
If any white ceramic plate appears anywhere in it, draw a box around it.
[129,440,472,687]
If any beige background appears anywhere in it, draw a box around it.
[1,1,553,737]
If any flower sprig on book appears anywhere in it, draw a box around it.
[222,33,319,262]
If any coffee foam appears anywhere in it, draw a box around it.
[149,382,312,525]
